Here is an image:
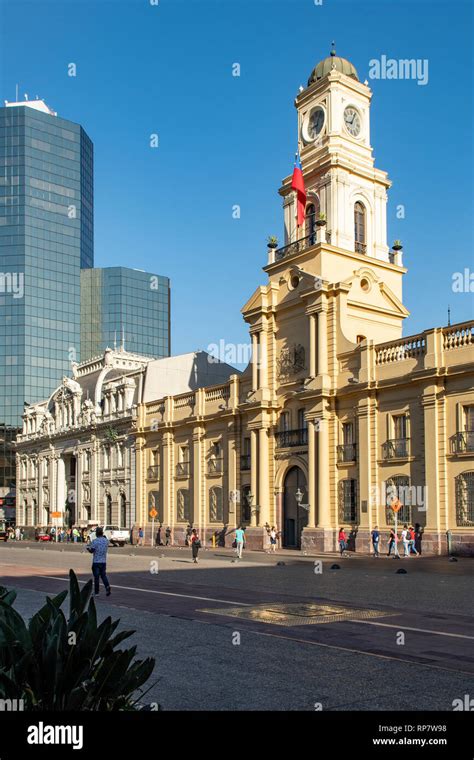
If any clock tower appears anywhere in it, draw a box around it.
[281,46,392,262]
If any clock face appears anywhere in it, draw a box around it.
[307,107,325,140]
[344,106,362,137]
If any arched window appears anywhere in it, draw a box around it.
[354,202,366,253]
[177,489,190,522]
[209,486,223,523]
[305,203,316,245]
[385,476,412,525]
[305,198,320,245]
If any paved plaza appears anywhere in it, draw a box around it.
[0,542,472,711]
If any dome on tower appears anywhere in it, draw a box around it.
[307,46,359,86]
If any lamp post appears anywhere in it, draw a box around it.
[295,487,309,511]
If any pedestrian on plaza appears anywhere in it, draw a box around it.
[165,526,171,546]
[401,525,410,557]
[72,527,80,543]
[388,527,400,558]
[14,526,20,541]
[190,528,201,563]
[185,524,192,546]
[408,526,418,555]
[338,527,347,556]
[234,525,246,559]
[414,523,423,555]
[156,526,162,547]
[87,526,111,597]
[269,526,278,553]
[264,522,271,553]
[138,527,144,547]
[371,525,380,557]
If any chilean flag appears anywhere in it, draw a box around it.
[291,152,306,227]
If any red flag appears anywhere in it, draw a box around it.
[291,152,306,227]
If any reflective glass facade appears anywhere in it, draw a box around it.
[0,104,93,426]
[0,424,16,490]
[80,267,170,360]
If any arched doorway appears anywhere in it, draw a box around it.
[283,466,308,548]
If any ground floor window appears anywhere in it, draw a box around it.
[177,489,190,522]
[455,471,474,526]
[338,479,358,523]
[385,475,412,525]
[209,486,223,522]
[242,484,251,523]
[148,490,163,523]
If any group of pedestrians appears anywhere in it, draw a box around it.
[7,526,24,541]
[339,524,423,558]
[371,524,422,558]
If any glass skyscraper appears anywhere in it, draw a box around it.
[81,267,170,361]
[0,99,93,427]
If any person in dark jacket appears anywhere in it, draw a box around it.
[190,528,200,564]
[414,523,423,555]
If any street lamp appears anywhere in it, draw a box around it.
[295,488,309,512]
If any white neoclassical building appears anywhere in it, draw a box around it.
[15,348,236,534]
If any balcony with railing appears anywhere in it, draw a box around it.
[451,431,474,455]
[147,465,160,481]
[275,428,308,448]
[241,454,251,470]
[355,242,367,254]
[273,234,314,263]
[176,461,190,477]
[207,458,223,475]
[382,438,410,460]
[337,443,357,463]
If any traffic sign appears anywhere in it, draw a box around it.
[390,499,402,513]
[51,511,62,518]
[149,508,158,519]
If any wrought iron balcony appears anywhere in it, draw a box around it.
[147,465,160,481]
[207,458,223,474]
[382,438,410,460]
[275,428,308,448]
[274,234,314,262]
[337,443,357,463]
[176,461,190,477]
[240,454,251,470]
[451,431,474,454]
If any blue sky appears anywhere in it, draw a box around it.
[1,0,472,363]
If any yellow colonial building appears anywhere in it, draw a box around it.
[135,50,474,555]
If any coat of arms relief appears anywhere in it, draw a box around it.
[277,344,306,380]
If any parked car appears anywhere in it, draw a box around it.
[88,525,129,547]
[35,531,52,542]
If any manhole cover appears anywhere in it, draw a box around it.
[199,602,393,626]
